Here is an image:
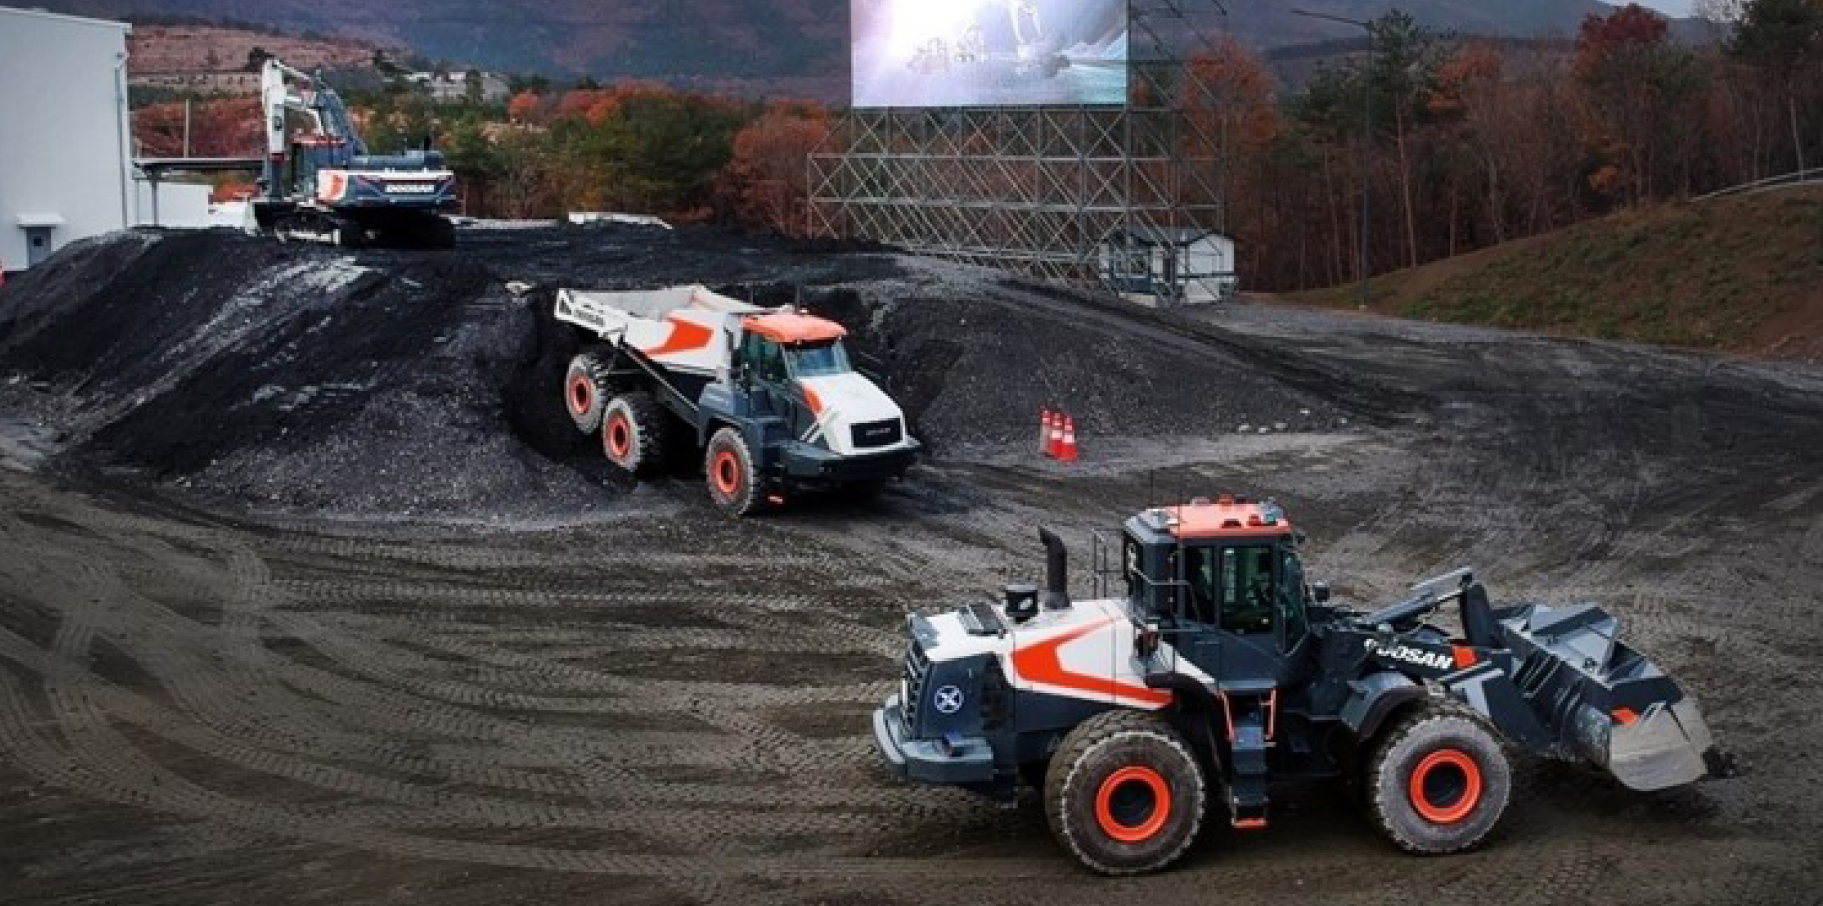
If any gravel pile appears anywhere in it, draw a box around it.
[0,225,1390,520]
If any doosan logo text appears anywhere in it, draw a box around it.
[1364,638,1454,671]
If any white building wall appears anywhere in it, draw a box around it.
[133,180,213,228]
[0,7,134,272]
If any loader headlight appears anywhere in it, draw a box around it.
[1136,622,1160,658]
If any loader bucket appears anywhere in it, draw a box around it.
[1603,695,1717,790]
[1498,603,1722,791]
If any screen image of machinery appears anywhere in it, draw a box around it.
[851,0,1128,108]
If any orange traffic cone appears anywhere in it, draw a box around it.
[1040,409,1053,455]
[1057,416,1079,463]
[1047,413,1065,459]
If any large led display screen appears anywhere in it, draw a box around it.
[851,0,1128,108]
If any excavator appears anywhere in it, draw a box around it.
[249,58,457,249]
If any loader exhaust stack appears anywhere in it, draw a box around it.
[1038,527,1069,610]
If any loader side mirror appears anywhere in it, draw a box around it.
[1311,581,1331,604]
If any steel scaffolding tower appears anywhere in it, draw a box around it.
[808,0,1232,305]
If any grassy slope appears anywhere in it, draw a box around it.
[1288,186,1823,363]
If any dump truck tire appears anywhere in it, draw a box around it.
[602,392,670,477]
[334,220,365,249]
[565,353,611,434]
[1366,700,1511,854]
[424,216,455,249]
[846,478,889,501]
[704,426,762,517]
[1044,709,1205,876]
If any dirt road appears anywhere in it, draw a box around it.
[2,236,1821,904]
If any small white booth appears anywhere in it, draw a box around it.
[1098,226,1238,306]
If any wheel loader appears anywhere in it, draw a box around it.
[873,495,1730,874]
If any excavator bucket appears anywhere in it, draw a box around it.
[1497,603,1724,791]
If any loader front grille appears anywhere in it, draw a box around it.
[901,641,931,736]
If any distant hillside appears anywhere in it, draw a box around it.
[127,23,400,96]
[34,0,1694,100]
[130,23,386,74]
[1288,187,1823,364]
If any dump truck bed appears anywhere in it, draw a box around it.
[554,285,761,378]
[555,285,760,334]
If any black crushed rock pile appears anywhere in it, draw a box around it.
[0,229,609,521]
[826,271,1367,451]
[0,225,1391,520]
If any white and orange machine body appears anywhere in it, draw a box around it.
[553,285,919,509]
[874,498,1728,874]
[250,58,457,248]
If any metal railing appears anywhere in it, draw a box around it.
[1695,166,1823,201]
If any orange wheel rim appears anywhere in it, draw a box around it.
[1409,749,1482,824]
[1094,766,1171,844]
[605,414,631,459]
[712,450,741,495]
[568,375,592,415]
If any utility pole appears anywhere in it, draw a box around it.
[183,97,192,158]
[1292,9,1372,310]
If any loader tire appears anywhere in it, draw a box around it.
[1366,700,1511,855]
[1044,710,1205,876]
[602,392,670,478]
[704,426,763,517]
[565,353,612,434]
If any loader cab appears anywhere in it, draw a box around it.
[1122,497,1312,686]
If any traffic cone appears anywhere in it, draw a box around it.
[1047,413,1065,459]
[1040,409,1053,455]
[1057,416,1079,463]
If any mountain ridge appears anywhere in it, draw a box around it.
[37,0,1699,101]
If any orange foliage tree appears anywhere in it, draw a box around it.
[506,90,541,124]
[722,101,832,235]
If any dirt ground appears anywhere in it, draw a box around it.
[1,227,1821,905]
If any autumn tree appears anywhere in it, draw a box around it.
[1365,10,1446,268]
[724,101,832,235]
[1576,4,1707,203]
[506,90,541,124]
[1186,39,1285,281]
[1289,66,1370,287]
[1427,43,1506,252]
[442,115,500,215]
[1729,0,1823,173]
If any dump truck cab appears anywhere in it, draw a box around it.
[728,312,906,457]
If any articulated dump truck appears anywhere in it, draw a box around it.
[553,284,919,515]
